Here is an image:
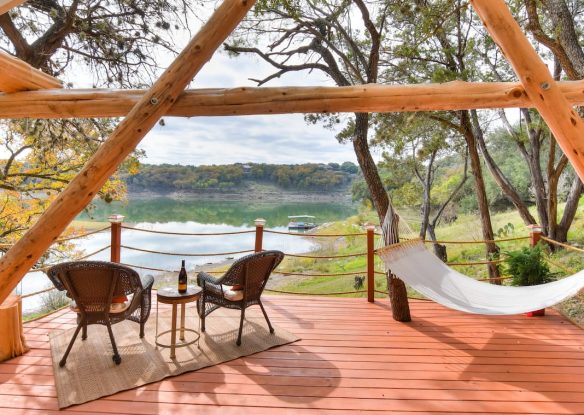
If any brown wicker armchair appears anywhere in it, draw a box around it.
[47,261,154,366]
[197,250,284,346]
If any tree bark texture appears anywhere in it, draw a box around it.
[460,111,501,283]
[353,112,411,321]
[470,110,537,225]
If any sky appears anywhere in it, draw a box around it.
[67,19,362,167]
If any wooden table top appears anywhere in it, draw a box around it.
[157,286,202,304]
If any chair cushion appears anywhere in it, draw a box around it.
[70,301,130,314]
[222,285,244,301]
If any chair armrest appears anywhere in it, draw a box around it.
[140,274,155,290]
[197,271,221,287]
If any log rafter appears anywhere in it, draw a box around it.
[471,0,584,183]
[3,80,584,118]
[0,0,26,16]
[0,0,255,303]
[0,50,62,93]
[2,0,584,306]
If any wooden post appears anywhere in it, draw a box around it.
[367,225,375,303]
[8,80,584,119]
[0,51,63,93]
[471,0,584,184]
[109,214,124,263]
[254,218,265,253]
[0,0,256,304]
[528,224,543,248]
[0,0,28,16]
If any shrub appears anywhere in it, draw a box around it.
[505,244,555,286]
[39,288,68,312]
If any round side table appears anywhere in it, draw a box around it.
[155,286,202,359]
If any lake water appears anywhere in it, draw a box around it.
[19,197,357,312]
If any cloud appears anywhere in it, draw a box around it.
[139,114,358,165]
[65,14,360,167]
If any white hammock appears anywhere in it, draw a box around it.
[377,239,584,315]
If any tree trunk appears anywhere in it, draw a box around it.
[353,112,411,321]
[429,224,448,262]
[419,187,431,239]
[556,177,583,242]
[470,110,537,225]
[460,111,501,283]
[542,0,584,78]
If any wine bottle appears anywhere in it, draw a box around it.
[178,260,187,293]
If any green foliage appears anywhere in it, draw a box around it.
[496,223,515,238]
[505,244,555,287]
[126,162,357,193]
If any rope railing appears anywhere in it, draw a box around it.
[276,270,365,277]
[121,225,255,236]
[21,286,57,299]
[30,245,111,273]
[19,245,111,299]
[118,262,223,274]
[264,229,367,237]
[448,258,506,266]
[24,222,581,304]
[540,236,584,254]
[52,226,111,242]
[423,235,529,245]
[0,226,110,249]
[120,245,254,257]
[265,288,367,296]
[477,276,513,282]
[545,257,577,274]
[283,251,367,259]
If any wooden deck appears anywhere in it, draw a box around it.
[2,296,584,414]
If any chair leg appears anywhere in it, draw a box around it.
[59,321,83,367]
[258,300,274,334]
[200,298,206,333]
[139,321,145,339]
[105,319,122,365]
[237,307,245,346]
[82,321,88,340]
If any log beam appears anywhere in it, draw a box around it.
[0,51,62,93]
[0,0,255,303]
[471,0,584,182]
[0,0,26,16]
[3,80,584,119]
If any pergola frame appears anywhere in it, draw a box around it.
[1,0,584,304]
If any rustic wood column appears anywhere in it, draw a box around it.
[366,225,375,303]
[528,224,543,248]
[0,0,256,303]
[0,0,28,16]
[254,218,265,253]
[471,0,584,183]
[108,214,124,263]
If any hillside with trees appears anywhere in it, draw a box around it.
[124,162,359,194]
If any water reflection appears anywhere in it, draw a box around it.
[21,195,357,312]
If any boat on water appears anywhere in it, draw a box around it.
[288,215,317,230]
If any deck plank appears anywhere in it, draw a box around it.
[1,296,584,414]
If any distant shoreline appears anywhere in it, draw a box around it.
[127,188,353,203]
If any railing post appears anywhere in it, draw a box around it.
[109,214,124,263]
[367,225,375,303]
[528,224,542,248]
[254,218,266,253]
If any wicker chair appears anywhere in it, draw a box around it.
[47,261,154,366]
[197,250,284,346]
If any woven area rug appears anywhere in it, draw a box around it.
[49,306,299,408]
